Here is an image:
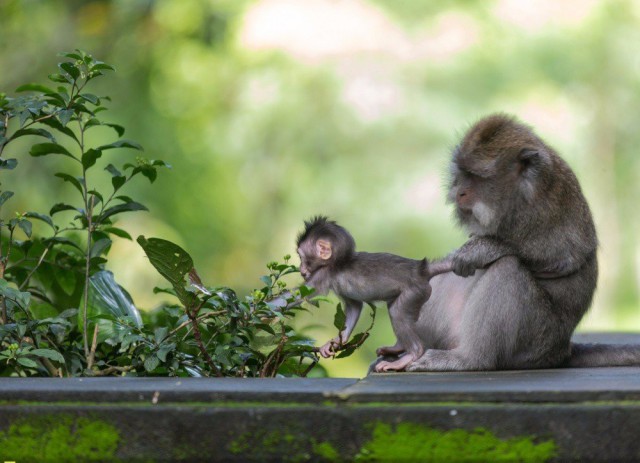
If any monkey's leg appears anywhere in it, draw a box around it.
[409,256,549,372]
[376,341,405,357]
[388,289,429,363]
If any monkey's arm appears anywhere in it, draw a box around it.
[450,236,516,277]
[319,298,363,358]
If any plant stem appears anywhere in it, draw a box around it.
[188,302,222,377]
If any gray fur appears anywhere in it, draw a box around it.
[297,217,449,364]
[404,114,633,372]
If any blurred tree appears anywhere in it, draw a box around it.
[1,0,639,376]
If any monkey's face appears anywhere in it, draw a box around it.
[448,162,502,235]
[297,238,332,281]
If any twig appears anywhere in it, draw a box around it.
[87,324,99,370]
[188,302,222,377]
[91,365,134,376]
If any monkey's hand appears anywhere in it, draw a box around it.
[319,337,341,358]
[451,250,477,277]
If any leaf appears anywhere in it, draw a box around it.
[30,143,76,160]
[43,236,83,251]
[144,354,160,372]
[18,219,32,238]
[59,62,80,80]
[39,117,78,142]
[0,278,31,309]
[0,159,18,170]
[99,201,148,221]
[91,63,115,72]
[157,344,175,362]
[333,303,346,331]
[98,140,143,151]
[79,93,100,105]
[31,348,65,364]
[17,357,39,369]
[256,323,276,335]
[104,123,125,137]
[54,173,84,195]
[50,203,79,216]
[60,51,83,60]
[10,128,56,143]
[58,109,74,126]
[48,73,73,84]
[105,164,126,191]
[81,270,143,341]
[81,148,102,170]
[137,236,196,306]
[24,212,55,230]
[102,226,132,240]
[0,191,14,207]
[15,83,57,94]
[90,238,112,258]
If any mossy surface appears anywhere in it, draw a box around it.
[228,429,341,462]
[355,422,556,462]
[0,415,120,463]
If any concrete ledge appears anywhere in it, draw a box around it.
[0,333,638,462]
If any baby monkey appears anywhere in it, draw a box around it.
[296,216,452,372]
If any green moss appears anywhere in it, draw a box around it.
[228,430,341,462]
[0,415,120,462]
[355,423,556,462]
[312,441,340,461]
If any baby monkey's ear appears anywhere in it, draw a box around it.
[316,239,332,260]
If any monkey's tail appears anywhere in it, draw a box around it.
[568,342,640,367]
[418,258,429,278]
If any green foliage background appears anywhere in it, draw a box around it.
[1,0,639,377]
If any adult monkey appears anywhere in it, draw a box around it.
[389,113,640,372]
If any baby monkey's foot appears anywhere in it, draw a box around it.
[374,354,415,372]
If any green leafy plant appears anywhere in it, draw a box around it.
[0,50,166,375]
[0,50,330,378]
[137,237,319,377]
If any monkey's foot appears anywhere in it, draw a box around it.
[374,354,415,372]
[375,345,405,357]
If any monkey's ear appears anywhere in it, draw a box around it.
[518,148,550,173]
[316,240,332,260]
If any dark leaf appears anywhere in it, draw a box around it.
[54,173,84,195]
[24,212,55,230]
[144,355,160,372]
[43,236,83,251]
[10,128,56,143]
[333,303,346,330]
[15,83,57,94]
[0,191,14,207]
[79,93,100,105]
[58,109,74,126]
[17,357,38,368]
[91,63,115,72]
[81,148,102,170]
[18,219,32,238]
[48,73,72,84]
[137,236,195,306]
[102,227,133,240]
[90,238,112,258]
[59,62,80,80]
[31,348,65,364]
[49,203,79,216]
[30,143,76,160]
[39,117,78,142]
[0,158,17,170]
[98,140,143,151]
[99,201,148,221]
